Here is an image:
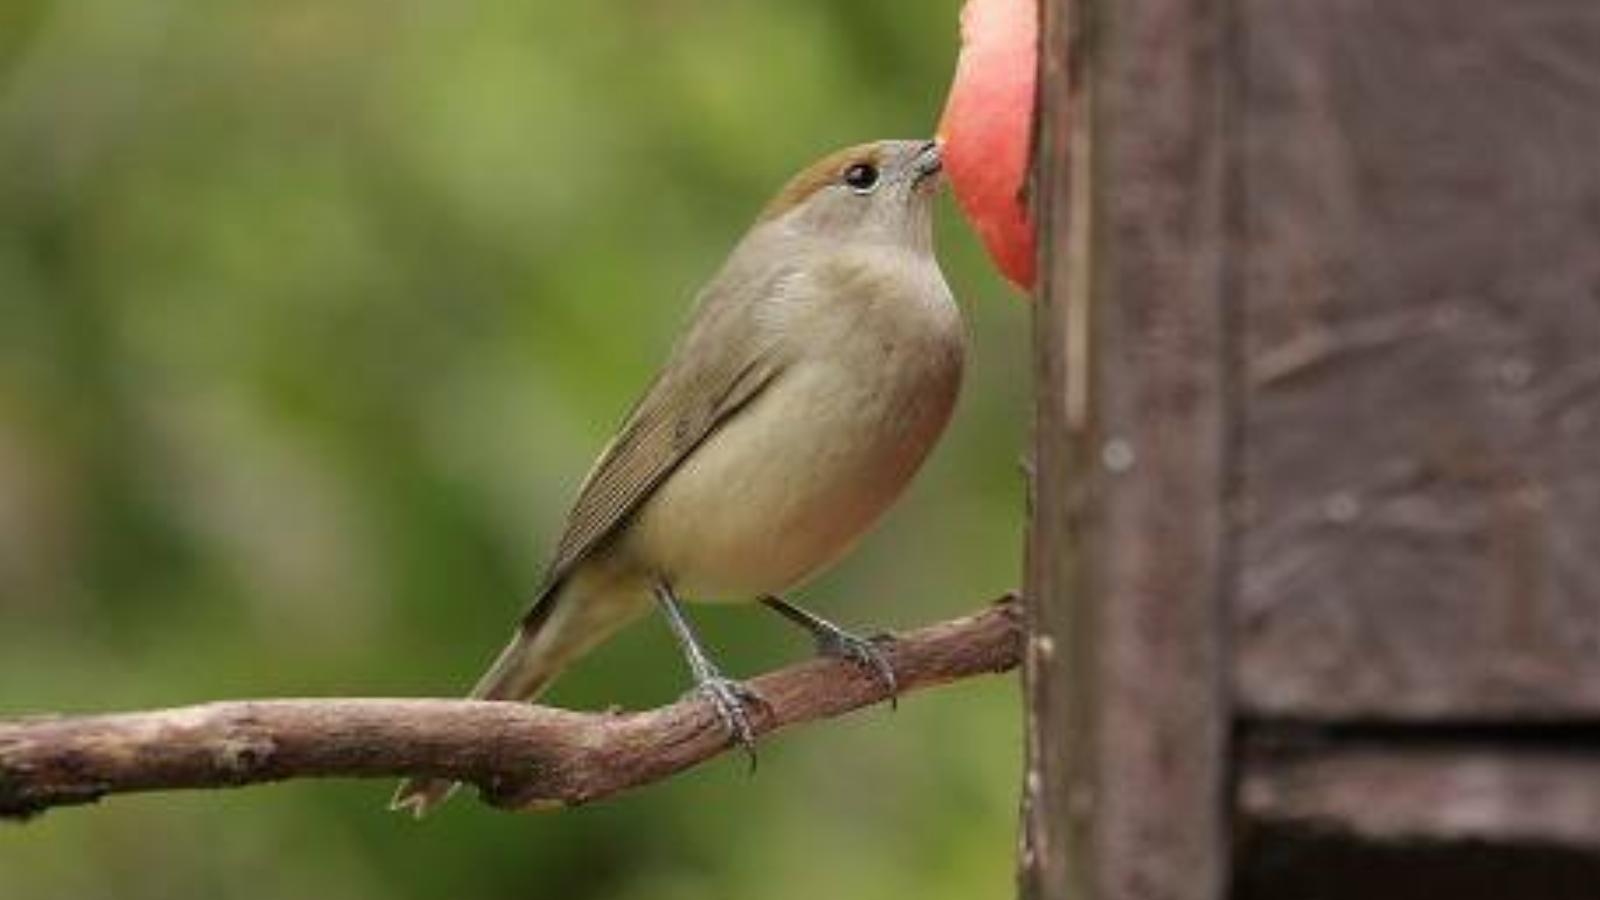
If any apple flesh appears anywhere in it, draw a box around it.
[938,0,1040,294]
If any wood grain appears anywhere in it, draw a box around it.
[1231,0,1600,720]
[1024,0,1231,897]
[1237,737,1600,899]
[1241,741,1600,850]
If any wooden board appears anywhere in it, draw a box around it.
[1231,0,1600,719]
[1022,0,1230,898]
[1237,739,1600,899]
[1241,740,1600,850]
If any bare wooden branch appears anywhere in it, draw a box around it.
[0,600,1020,821]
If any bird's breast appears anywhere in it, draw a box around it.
[622,279,963,601]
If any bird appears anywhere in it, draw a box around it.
[391,138,965,817]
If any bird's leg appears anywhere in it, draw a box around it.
[760,595,898,707]
[653,581,764,770]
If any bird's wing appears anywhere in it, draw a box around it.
[520,270,791,623]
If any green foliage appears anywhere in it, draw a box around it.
[0,1,1029,897]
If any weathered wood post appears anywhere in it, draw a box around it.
[1024,1,1600,897]
[1023,0,1231,897]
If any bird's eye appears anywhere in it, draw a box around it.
[842,162,880,194]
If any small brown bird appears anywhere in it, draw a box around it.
[392,139,964,817]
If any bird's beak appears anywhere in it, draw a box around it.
[912,140,943,186]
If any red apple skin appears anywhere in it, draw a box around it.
[938,0,1039,293]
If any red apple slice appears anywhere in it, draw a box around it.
[938,0,1040,294]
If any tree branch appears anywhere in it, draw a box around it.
[1,598,1020,821]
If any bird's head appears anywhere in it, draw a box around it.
[756,139,943,253]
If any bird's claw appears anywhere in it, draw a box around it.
[817,630,899,708]
[694,676,766,772]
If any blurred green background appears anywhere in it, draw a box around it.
[0,1,1029,898]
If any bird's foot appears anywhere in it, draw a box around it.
[759,595,900,709]
[692,675,767,772]
[816,629,899,708]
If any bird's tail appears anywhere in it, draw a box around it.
[388,578,646,818]
[387,625,556,817]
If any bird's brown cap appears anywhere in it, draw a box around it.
[757,143,889,223]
